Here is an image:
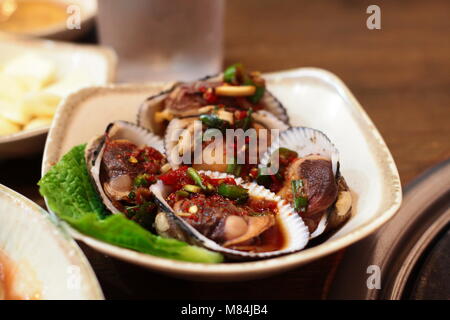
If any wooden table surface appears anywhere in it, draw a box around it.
[1,0,449,299]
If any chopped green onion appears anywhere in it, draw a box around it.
[134,174,150,187]
[291,179,304,192]
[249,85,265,104]
[235,108,253,130]
[249,211,271,217]
[256,170,272,187]
[234,164,243,177]
[226,162,236,174]
[175,190,190,198]
[243,76,265,104]
[291,179,308,212]
[217,183,249,202]
[226,158,243,177]
[125,202,156,229]
[206,183,216,193]
[125,201,154,216]
[223,63,243,84]
[224,64,265,102]
[294,196,308,210]
[199,114,229,130]
[183,184,202,193]
[242,108,253,130]
[187,167,206,190]
[256,168,283,188]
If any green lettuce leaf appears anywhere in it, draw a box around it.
[38,144,223,264]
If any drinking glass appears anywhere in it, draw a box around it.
[97,0,224,82]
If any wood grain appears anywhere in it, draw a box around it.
[0,0,449,299]
[225,0,450,186]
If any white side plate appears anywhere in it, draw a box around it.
[42,68,402,281]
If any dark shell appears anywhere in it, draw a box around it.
[136,73,290,136]
[85,121,164,214]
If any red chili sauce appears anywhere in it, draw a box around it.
[101,138,167,227]
[159,166,286,252]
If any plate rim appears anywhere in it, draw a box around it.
[41,67,402,280]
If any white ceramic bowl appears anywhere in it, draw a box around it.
[0,184,103,299]
[0,36,116,159]
[41,68,402,281]
[0,0,97,41]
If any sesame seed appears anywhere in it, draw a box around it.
[189,205,198,214]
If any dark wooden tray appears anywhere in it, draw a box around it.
[329,159,450,299]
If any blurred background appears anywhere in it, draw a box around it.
[0,0,449,299]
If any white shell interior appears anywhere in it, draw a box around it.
[89,120,164,213]
[164,117,193,168]
[105,121,165,153]
[260,90,290,123]
[252,110,289,131]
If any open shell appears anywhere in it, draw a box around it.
[150,171,309,260]
[259,127,351,238]
[85,121,164,214]
[260,126,339,175]
[164,110,289,169]
[136,73,289,135]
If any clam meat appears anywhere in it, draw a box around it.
[151,169,309,259]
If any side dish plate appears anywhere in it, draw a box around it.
[0,184,103,299]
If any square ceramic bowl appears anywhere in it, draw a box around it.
[0,36,116,159]
[42,68,402,281]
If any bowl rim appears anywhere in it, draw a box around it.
[41,67,402,279]
[0,184,104,299]
[0,35,117,145]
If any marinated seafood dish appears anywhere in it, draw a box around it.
[164,106,288,179]
[40,64,353,263]
[138,63,289,135]
[139,64,289,181]
[85,121,309,260]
